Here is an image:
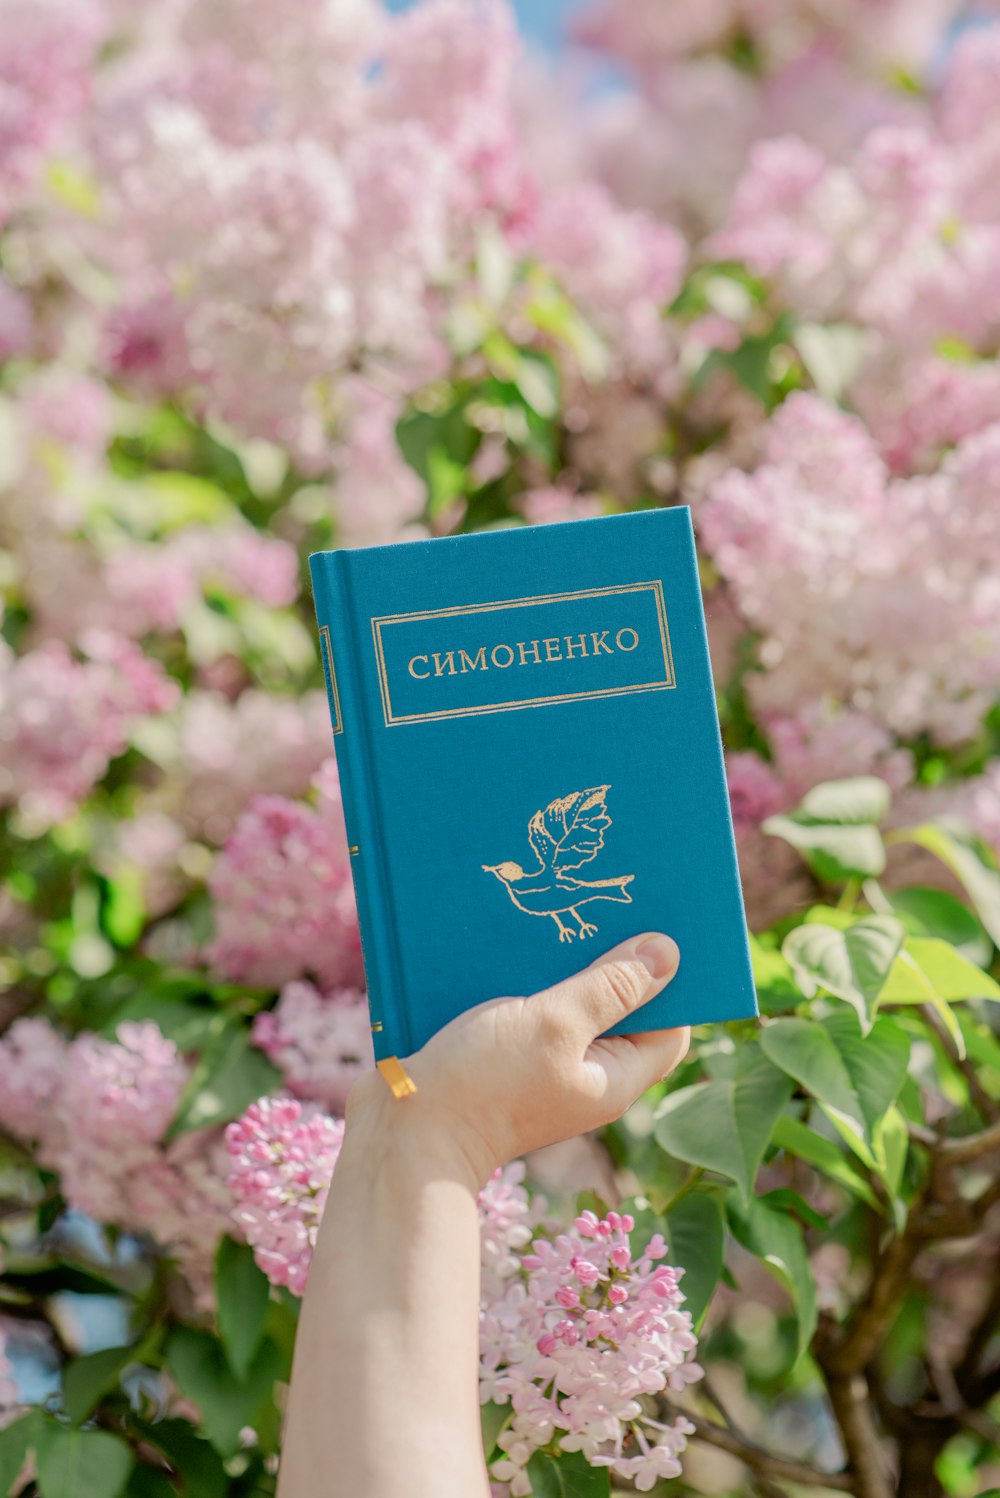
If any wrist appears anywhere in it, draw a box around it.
[342,1068,496,1193]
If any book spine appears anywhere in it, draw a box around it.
[310,553,407,1061]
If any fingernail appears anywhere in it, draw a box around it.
[635,934,679,980]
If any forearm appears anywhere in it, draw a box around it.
[278,1078,491,1498]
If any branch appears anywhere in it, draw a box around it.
[824,1211,923,1375]
[659,1399,853,1491]
[923,1005,1000,1126]
[937,1117,1000,1167]
[822,1371,894,1498]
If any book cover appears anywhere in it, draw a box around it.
[309,507,758,1060]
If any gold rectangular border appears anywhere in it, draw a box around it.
[371,582,675,727]
[318,624,343,735]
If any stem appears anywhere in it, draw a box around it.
[658,1166,704,1216]
[659,1400,853,1490]
[837,878,862,912]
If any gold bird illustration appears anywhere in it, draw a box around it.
[482,784,635,943]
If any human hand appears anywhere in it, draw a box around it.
[345,932,688,1189]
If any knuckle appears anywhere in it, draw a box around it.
[599,959,648,1018]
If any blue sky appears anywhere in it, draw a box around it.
[384,0,582,49]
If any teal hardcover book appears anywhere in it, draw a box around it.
[309,507,757,1060]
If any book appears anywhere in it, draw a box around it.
[309,507,757,1061]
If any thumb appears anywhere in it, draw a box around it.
[533,932,680,1044]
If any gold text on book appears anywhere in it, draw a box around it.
[482,785,634,944]
[407,628,640,679]
[372,582,674,726]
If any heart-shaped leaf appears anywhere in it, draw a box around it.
[654,1050,793,1203]
[891,821,1000,947]
[760,1018,864,1133]
[783,916,905,1031]
[727,1193,817,1359]
[763,817,886,882]
[665,1192,725,1329]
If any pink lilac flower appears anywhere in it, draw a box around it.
[530,184,685,371]
[62,1022,189,1155]
[206,764,362,990]
[173,525,300,607]
[726,752,785,830]
[0,633,178,829]
[252,981,374,1115]
[0,0,106,221]
[100,277,193,396]
[380,0,535,233]
[18,372,112,461]
[330,378,429,545]
[0,1017,232,1303]
[851,351,1000,475]
[0,277,32,360]
[711,123,1000,346]
[478,1161,548,1307]
[0,1017,69,1143]
[699,392,1000,744]
[937,26,1000,222]
[174,690,333,845]
[484,1208,701,1494]
[518,489,605,527]
[342,123,452,360]
[226,1097,346,1295]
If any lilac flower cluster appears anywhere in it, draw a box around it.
[0,1020,233,1302]
[226,1097,346,1296]
[480,1204,702,1494]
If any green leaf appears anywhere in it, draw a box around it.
[102,994,223,1053]
[875,1106,909,1215]
[749,936,801,1013]
[36,1425,134,1498]
[796,776,891,825]
[165,1328,282,1458]
[512,351,559,419]
[664,1193,724,1329]
[793,323,866,403]
[0,1412,37,1498]
[759,1018,864,1133]
[396,404,480,502]
[821,1010,910,1169]
[761,1187,829,1233]
[727,1193,818,1359]
[124,1465,178,1498]
[101,868,146,947]
[891,821,1000,947]
[878,939,1000,1061]
[426,445,466,516]
[654,1050,793,1203]
[875,886,991,966]
[480,1402,511,1460]
[131,1418,227,1498]
[139,472,234,531]
[63,1338,156,1425]
[782,916,905,1032]
[216,1236,271,1381]
[763,816,886,882]
[802,905,858,930]
[167,1023,281,1139]
[525,1449,611,1497]
[771,1116,881,1210]
[881,939,1000,1005]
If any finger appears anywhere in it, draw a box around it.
[533,932,680,1044]
[583,1025,691,1117]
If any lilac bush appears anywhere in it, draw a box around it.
[2,2,1000,1495]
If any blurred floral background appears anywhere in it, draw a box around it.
[2,1,1000,1495]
